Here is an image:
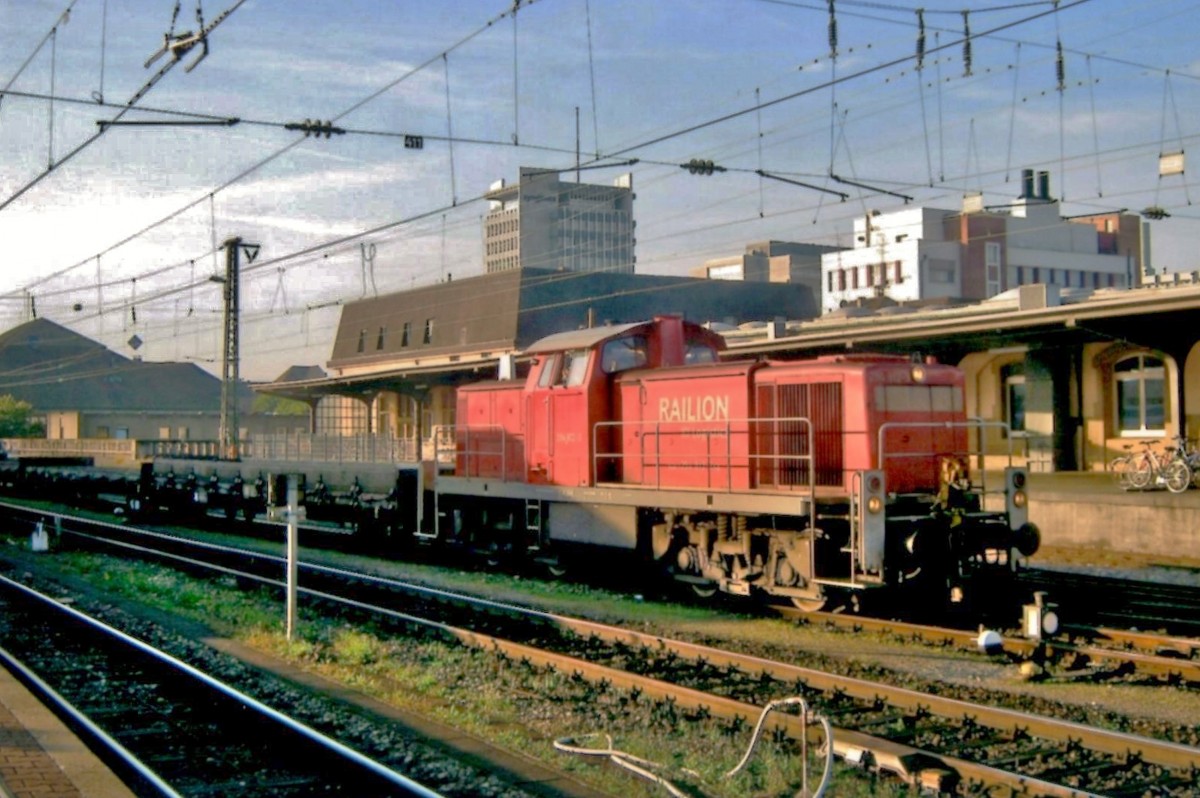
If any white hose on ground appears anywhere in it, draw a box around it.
[554,695,834,797]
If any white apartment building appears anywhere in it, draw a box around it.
[483,166,635,274]
[820,170,1147,313]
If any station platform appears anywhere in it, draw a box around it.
[1024,470,1200,578]
[0,666,134,798]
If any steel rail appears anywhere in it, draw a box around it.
[775,607,1200,684]
[35,511,1200,772]
[1065,624,1200,658]
[171,559,1110,798]
[0,643,183,798]
[21,501,1194,676]
[0,573,447,798]
[9,507,1200,786]
[25,523,1113,792]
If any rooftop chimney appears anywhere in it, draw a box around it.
[1021,169,1035,199]
[1037,170,1051,201]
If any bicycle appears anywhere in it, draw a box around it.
[1110,444,1139,490]
[1126,440,1174,491]
[1163,437,1200,494]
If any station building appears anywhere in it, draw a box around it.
[726,278,1200,473]
[262,266,817,452]
[820,171,1147,313]
[247,259,1200,482]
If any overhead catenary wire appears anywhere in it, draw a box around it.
[0,0,79,117]
[915,7,935,186]
[600,0,1096,163]
[21,41,1123,321]
[0,0,250,215]
[0,0,1163,193]
[2,1,539,299]
[583,0,601,159]
[39,127,1199,359]
[1086,54,1103,197]
[48,25,57,169]
[1155,69,1192,208]
[511,0,521,146]
[7,0,1190,369]
[93,0,108,103]
[1005,42,1022,183]
[443,54,457,206]
[30,111,1197,321]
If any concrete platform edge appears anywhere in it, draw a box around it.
[0,666,136,798]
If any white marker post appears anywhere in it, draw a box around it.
[30,520,48,552]
[286,474,299,641]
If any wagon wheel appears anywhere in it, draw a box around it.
[545,559,569,579]
[790,595,828,612]
[689,582,719,600]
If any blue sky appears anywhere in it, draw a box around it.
[2,0,1198,380]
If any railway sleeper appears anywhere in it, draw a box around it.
[1115,772,1200,796]
[838,709,917,733]
[1036,756,1122,781]
[936,734,1024,756]
[983,743,1075,768]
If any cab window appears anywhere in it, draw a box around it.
[601,335,648,374]
[562,349,590,386]
[685,342,718,364]
[536,354,561,387]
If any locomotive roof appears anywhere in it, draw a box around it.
[522,321,647,354]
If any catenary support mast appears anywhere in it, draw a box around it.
[218,236,241,459]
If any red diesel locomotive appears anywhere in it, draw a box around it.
[438,315,1039,611]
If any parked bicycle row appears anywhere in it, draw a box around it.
[1110,436,1200,493]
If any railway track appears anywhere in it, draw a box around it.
[776,607,1200,686]
[5,505,1200,796]
[1019,567,1200,637]
[0,574,445,798]
[7,499,1198,688]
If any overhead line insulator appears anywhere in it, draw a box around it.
[828,0,838,59]
[916,9,926,71]
[284,119,345,138]
[962,10,972,77]
[682,158,722,176]
[1056,40,1066,91]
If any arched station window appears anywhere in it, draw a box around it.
[1114,354,1165,435]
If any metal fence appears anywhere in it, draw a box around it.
[148,434,422,463]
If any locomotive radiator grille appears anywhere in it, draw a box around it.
[756,382,843,488]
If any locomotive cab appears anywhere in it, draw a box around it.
[519,316,725,487]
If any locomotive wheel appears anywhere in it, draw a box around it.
[689,582,718,600]
[545,560,569,579]
[787,595,825,612]
[789,595,827,612]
